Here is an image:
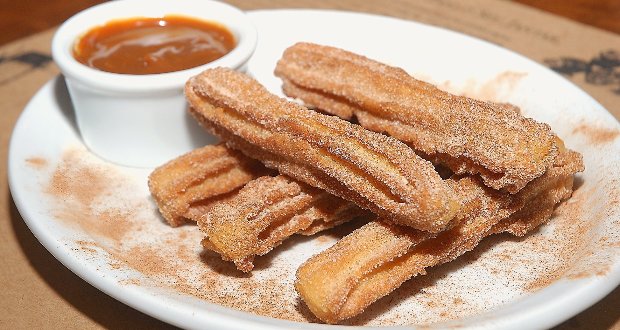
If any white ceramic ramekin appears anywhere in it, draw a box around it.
[52,0,257,167]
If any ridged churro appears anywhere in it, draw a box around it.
[198,175,366,272]
[185,67,460,232]
[275,42,559,193]
[492,141,583,236]
[149,143,367,271]
[148,144,268,227]
[148,43,585,324]
[296,146,583,323]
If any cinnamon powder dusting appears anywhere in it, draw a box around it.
[26,157,48,169]
[572,122,620,145]
[45,148,139,242]
[32,140,619,326]
[40,146,309,322]
[439,71,527,103]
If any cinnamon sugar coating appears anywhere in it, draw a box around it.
[275,42,559,193]
[148,144,267,227]
[198,175,365,272]
[146,45,586,324]
[491,141,584,236]
[149,143,366,272]
[295,145,583,323]
[185,67,460,232]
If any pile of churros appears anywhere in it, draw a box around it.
[148,42,584,324]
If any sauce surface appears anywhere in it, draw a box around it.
[73,15,236,75]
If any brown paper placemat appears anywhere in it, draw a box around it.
[1,1,618,329]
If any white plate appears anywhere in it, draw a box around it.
[8,9,620,330]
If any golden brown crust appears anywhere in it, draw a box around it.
[295,220,432,323]
[297,202,370,236]
[275,42,559,193]
[295,176,509,323]
[148,45,585,323]
[295,146,583,323]
[147,144,267,227]
[491,143,584,235]
[149,143,367,272]
[185,67,461,232]
[198,175,365,272]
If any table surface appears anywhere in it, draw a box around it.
[1,0,619,45]
[1,1,619,329]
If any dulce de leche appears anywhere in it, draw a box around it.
[73,15,236,75]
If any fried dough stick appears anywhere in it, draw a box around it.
[296,147,583,323]
[148,144,268,227]
[275,42,559,193]
[149,143,366,271]
[185,67,460,232]
[199,175,366,272]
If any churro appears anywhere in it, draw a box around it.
[148,44,584,324]
[295,146,583,323]
[150,143,367,272]
[275,42,559,193]
[198,175,366,272]
[185,67,460,232]
[492,141,584,236]
[148,144,268,226]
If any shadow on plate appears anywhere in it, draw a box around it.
[53,76,79,137]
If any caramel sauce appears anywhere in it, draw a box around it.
[73,15,236,75]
